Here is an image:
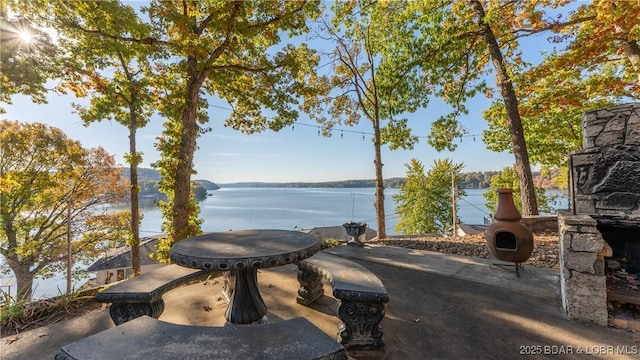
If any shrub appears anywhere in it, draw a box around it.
[0,289,93,335]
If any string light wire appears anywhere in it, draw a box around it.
[207,102,482,142]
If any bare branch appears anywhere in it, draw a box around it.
[60,18,166,47]
[202,1,244,75]
[211,64,268,73]
[247,0,305,31]
[511,16,596,40]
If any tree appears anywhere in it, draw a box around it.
[8,1,159,275]
[11,1,324,260]
[149,1,322,256]
[394,159,464,235]
[58,2,157,276]
[0,120,129,300]
[484,0,640,175]
[396,0,584,216]
[0,9,60,113]
[467,0,538,216]
[483,166,553,216]
[302,2,431,239]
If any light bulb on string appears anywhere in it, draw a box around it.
[341,130,344,138]
[292,124,295,131]
[362,132,365,141]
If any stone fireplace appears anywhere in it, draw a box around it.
[559,103,640,326]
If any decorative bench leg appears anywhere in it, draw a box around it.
[336,298,386,349]
[108,299,165,325]
[296,265,324,306]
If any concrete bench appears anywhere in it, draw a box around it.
[296,251,389,351]
[95,264,221,325]
[55,316,348,360]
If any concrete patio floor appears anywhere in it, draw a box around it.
[2,244,639,359]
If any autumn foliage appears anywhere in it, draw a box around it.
[0,120,129,300]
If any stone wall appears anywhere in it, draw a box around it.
[520,215,558,233]
[571,103,640,216]
[558,211,611,326]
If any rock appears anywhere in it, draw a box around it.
[372,231,560,269]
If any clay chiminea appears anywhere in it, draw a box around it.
[485,189,533,274]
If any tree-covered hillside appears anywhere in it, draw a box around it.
[219,172,564,189]
[122,168,219,200]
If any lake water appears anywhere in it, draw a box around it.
[140,187,568,235]
[2,187,569,299]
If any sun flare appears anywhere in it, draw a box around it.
[19,29,33,44]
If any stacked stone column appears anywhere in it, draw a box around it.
[558,212,612,325]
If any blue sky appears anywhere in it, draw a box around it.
[4,90,516,183]
[3,5,561,184]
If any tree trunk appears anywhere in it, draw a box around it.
[129,107,141,276]
[470,0,538,215]
[66,200,72,294]
[5,257,34,301]
[172,70,203,242]
[621,40,640,83]
[612,2,640,77]
[2,222,34,301]
[117,50,143,275]
[372,119,387,239]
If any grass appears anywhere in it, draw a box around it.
[0,288,96,336]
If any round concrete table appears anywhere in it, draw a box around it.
[170,230,320,324]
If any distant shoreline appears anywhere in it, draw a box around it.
[216,172,565,190]
[129,167,565,190]
[217,181,566,190]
